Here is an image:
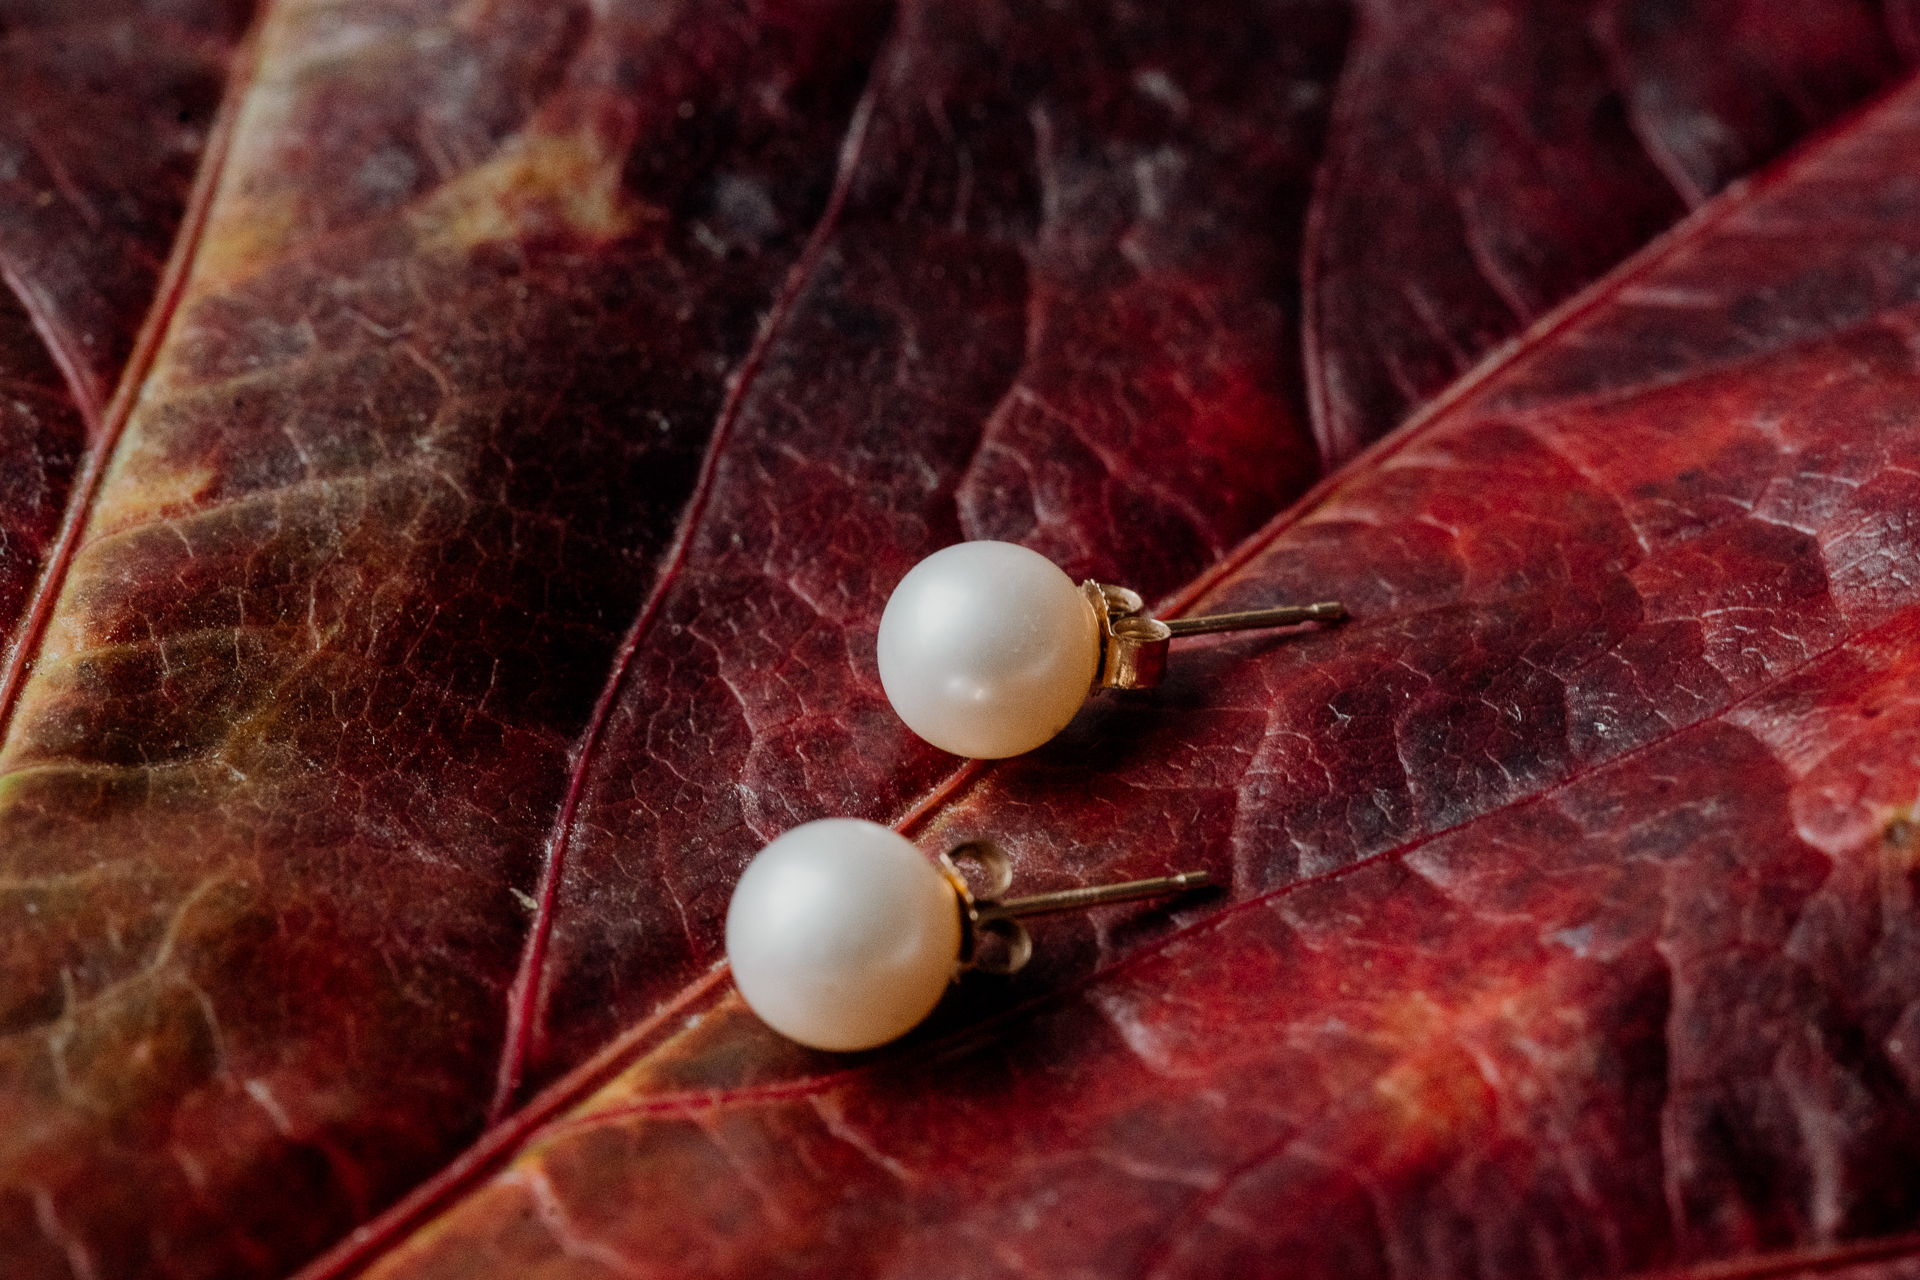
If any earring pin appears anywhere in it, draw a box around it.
[1085,581,1346,691]
[940,837,1208,978]
[725,819,1210,1052]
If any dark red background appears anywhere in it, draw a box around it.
[3,1,1920,1277]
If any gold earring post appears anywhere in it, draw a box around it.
[1084,583,1346,690]
[984,870,1211,919]
[1161,601,1345,636]
[937,843,1211,976]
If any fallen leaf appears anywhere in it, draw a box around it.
[336,67,1920,1280]
[3,1,1920,1278]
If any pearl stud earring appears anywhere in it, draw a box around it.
[724,817,1209,1052]
[876,540,1345,758]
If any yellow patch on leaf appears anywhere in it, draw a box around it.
[408,127,647,252]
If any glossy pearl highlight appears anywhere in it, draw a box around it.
[877,541,1100,758]
[725,819,961,1052]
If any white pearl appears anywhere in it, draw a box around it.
[725,819,961,1052]
[877,541,1100,758]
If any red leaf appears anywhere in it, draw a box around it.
[333,56,1920,1280]
[3,2,1920,1278]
